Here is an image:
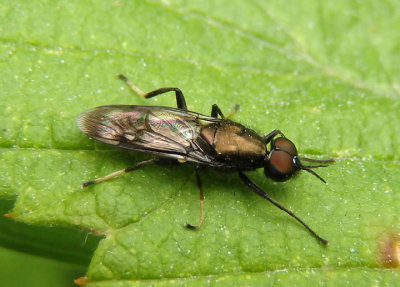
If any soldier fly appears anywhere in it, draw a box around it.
[77,74,334,245]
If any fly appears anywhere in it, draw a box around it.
[76,74,334,245]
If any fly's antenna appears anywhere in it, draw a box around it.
[301,166,327,183]
[299,157,335,164]
[298,157,334,183]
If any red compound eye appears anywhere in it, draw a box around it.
[265,150,296,181]
[264,137,299,181]
[273,137,298,156]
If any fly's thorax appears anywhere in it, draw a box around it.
[200,120,265,168]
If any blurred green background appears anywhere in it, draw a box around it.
[0,199,99,286]
[0,247,84,287]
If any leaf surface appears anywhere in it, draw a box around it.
[1,0,399,285]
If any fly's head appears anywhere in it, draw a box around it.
[264,137,332,183]
[264,137,300,182]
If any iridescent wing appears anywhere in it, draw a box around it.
[76,105,219,164]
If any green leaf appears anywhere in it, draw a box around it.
[1,0,399,285]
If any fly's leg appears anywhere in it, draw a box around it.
[238,171,328,245]
[117,74,147,97]
[211,104,240,119]
[263,129,286,144]
[226,104,240,119]
[211,104,225,118]
[81,159,155,188]
[184,166,204,230]
[117,74,187,110]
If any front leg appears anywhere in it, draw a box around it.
[263,129,286,144]
[238,171,328,245]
